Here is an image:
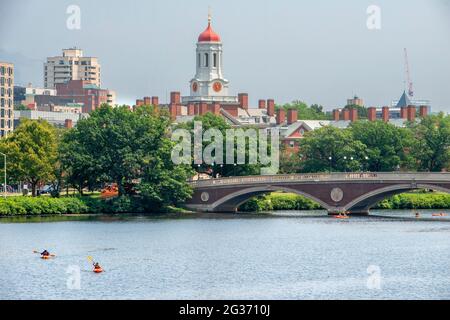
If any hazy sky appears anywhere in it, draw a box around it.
[1,0,449,111]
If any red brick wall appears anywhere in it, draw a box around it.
[367,107,376,121]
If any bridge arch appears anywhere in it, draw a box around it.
[210,185,331,213]
[343,183,450,213]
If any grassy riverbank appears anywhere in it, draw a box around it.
[0,196,188,216]
[239,191,450,212]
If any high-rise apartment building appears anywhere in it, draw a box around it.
[0,62,14,137]
[44,48,101,89]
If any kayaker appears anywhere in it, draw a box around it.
[41,250,50,257]
[93,262,102,269]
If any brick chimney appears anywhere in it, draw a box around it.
[170,91,181,104]
[187,103,195,116]
[64,119,73,129]
[276,109,286,125]
[287,109,298,125]
[332,109,340,121]
[238,93,248,109]
[169,103,178,120]
[382,106,390,122]
[349,108,358,122]
[143,97,151,105]
[199,103,208,115]
[400,107,408,119]
[342,109,350,121]
[136,99,144,107]
[367,107,376,121]
[407,105,416,122]
[267,99,275,116]
[258,99,266,109]
[151,96,159,106]
[211,103,221,115]
[419,105,428,117]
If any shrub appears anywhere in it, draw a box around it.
[0,197,90,216]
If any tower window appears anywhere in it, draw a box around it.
[213,53,217,67]
[197,54,200,67]
[204,53,209,67]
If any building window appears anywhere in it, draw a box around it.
[213,53,217,67]
[204,53,209,67]
[289,141,295,148]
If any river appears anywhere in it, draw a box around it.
[1,209,449,300]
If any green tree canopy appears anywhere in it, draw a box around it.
[60,104,193,209]
[0,119,58,196]
[298,126,367,172]
[350,121,414,171]
[408,113,450,172]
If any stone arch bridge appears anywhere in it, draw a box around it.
[184,172,450,215]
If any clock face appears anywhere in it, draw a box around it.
[213,82,222,92]
[192,82,198,92]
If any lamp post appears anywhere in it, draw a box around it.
[0,152,6,199]
[328,156,332,173]
[364,156,369,172]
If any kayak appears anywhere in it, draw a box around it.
[93,268,103,273]
[432,213,448,217]
[334,215,349,219]
[41,255,52,259]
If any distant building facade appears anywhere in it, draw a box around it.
[44,48,101,89]
[14,110,87,129]
[0,62,14,137]
[56,80,113,113]
[347,95,364,107]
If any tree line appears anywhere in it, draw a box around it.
[280,113,450,173]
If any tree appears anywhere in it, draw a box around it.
[298,126,367,172]
[350,121,414,171]
[279,101,330,120]
[176,112,267,177]
[60,104,193,209]
[408,113,450,172]
[0,119,58,196]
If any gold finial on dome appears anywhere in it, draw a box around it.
[208,7,212,24]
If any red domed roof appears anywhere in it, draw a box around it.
[198,21,221,43]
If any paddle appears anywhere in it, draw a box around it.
[88,256,104,272]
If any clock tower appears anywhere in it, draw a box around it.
[184,14,236,104]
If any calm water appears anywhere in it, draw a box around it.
[0,210,449,300]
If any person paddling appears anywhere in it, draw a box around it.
[41,250,50,257]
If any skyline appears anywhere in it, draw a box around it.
[1,0,450,110]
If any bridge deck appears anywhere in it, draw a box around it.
[189,172,450,188]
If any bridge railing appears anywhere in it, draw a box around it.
[188,172,450,188]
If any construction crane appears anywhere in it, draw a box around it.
[404,48,414,97]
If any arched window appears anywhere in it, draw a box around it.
[204,53,209,67]
[213,53,217,68]
[197,54,200,67]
